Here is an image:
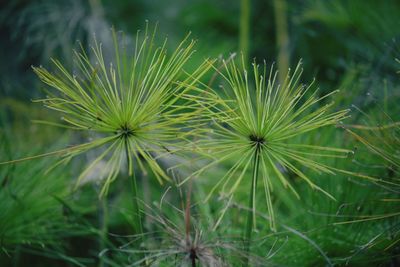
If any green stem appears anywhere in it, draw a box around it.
[239,0,251,66]
[130,167,143,236]
[124,143,143,242]
[244,148,260,266]
[98,196,108,267]
[12,245,21,267]
[273,0,290,83]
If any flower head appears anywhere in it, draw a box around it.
[32,26,210,195]
[99,188,249,267]
[184,59,351,230]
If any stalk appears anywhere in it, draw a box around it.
[98,196,108,267]
[273,0,290,83]
[130,166,143,236]
[239,0,251,66]
[12,245,21,267]
[186,180,196,267]
[124,143,143,243]
[244,148,260,266]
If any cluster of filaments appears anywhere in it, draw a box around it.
[116,123,135,139]
[249,133,266,151]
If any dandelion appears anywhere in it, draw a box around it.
[181,58,351,252]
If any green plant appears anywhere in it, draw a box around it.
[0,114,88,266]
[2,1,400,266]
[341,97,400,256]
[239,0,250,65]
[181,58,351,264]
[1,25,212,247]
[99,185,259,267]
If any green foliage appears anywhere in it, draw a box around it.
[1,1,400,266]
[101,189,232,266]
[185,59,350,230]
[32,25,211,196]
[0,112,75,262]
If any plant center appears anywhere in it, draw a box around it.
[189,247,198,267]
[117,124,135,138]
[249,134,265,149]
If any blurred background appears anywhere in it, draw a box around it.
[1,0,400,100]
[1,0,400,266]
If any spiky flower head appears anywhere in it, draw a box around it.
[100,191,244,267]
[184,59,351,230]
[32,25,211,196]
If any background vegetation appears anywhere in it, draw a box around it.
[1,0,399,266]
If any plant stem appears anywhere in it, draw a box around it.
[124,143,143,243]
[273,0,290,83]
[12,245,21,267]
[191,249,196,267]
[98,196,108,267]
[244,148,260,266]
[130,167,143,236]
[239,0,251,66]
